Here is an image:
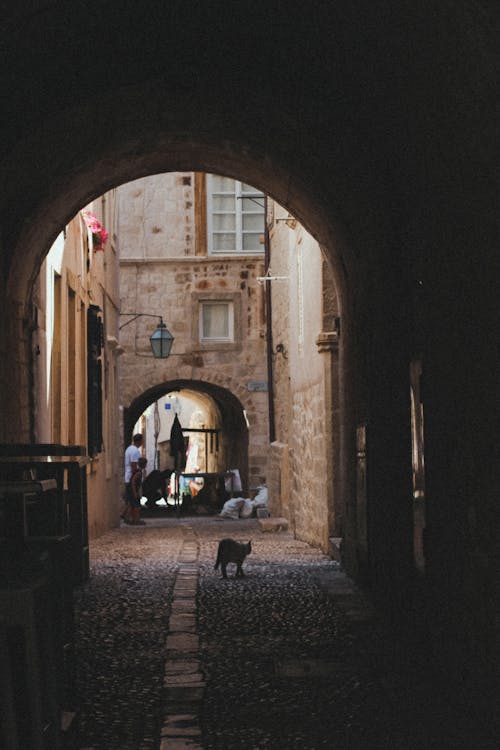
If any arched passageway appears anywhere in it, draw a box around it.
[124,379,250,491]
[1,1,499,716]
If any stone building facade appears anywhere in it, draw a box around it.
[114,172,343,552]
[116,173,269,494]
[265,204,341,553]
[30,197,123,538]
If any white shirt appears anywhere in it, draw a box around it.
[124,444,142,483]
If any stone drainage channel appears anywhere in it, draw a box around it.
[161,528,204,749]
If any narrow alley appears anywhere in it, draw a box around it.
[73,518,496,750]
[2,5,500,748]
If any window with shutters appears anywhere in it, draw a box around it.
[87,305,103,456]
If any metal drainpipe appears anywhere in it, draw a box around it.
[28,321,36,442]
[264,196,276,443]
[27,301,38,442]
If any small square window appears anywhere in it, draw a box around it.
[199,301,234,342]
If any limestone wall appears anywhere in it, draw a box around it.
[268,207,336,551]
[30,196,123,539]
[117,174,269,491]
[116,173,195,260]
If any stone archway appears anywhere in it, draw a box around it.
[0,69,420,610]
[3,4,498,672]
[124,379,255,493]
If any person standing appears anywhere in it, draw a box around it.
[122,433,143,521]
[125,457,147,525]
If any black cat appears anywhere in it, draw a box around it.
[214,538,252,578]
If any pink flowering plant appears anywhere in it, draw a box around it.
[81,210,109,251]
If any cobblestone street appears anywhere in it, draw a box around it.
[73,516,497,749]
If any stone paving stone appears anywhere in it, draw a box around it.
[164,672,205,686]
[171,599,196,613]
[169,613,197,632]
[166,686,205,702]
[162,713,197,726]
[162,726,202,737]
[161,721,202,738]
[166,633,200,651]
[165,701,203,717]
[165,660,201,675]
[172,588,197,598]
[160,739,203,750]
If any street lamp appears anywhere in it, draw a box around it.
[149,319,174,358]
[119,313,174,359]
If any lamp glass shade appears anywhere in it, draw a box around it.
[149,322,174,358]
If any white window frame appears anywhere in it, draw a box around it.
[207,174,265,255]
[199,300,235,343]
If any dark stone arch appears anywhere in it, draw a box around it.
[1,1,498,688]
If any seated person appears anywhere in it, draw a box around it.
[142,469,169,508]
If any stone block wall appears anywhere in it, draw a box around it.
[289,381,330,551]
[117,173,270,491]
[267,211,336,552]
[268,441,290,519]
[116,173,195,260]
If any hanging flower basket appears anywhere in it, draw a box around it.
[82,210,109,251]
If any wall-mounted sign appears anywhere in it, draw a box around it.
[248,380,268,392]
